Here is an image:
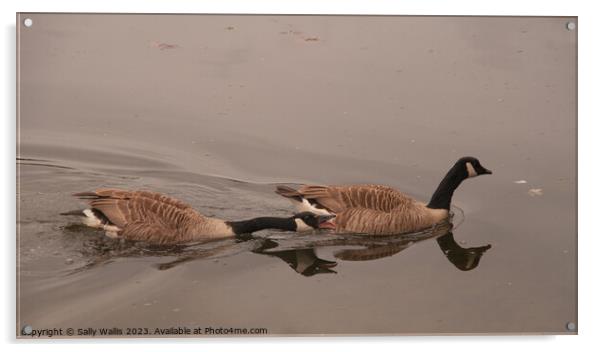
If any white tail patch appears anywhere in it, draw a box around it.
[289,198,333,216]
[82,209,102,228]
[82,209,122,236]
[105,230,120,239]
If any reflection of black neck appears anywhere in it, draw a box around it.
[436,232,491,271]
[427,164,466,210]
[226,217,296,235]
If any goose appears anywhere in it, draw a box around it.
[275,156,492,235]
[61,189,336,245]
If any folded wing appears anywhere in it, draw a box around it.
[74,189,206,244]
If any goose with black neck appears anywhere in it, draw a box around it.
[62,189,336,245]
[275,156,492,235]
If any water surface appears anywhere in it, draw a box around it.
[17,14,576,335]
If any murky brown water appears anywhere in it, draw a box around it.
[17,14,576,336]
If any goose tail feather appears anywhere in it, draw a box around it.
[275,185,303,201]
[60,209,85,216]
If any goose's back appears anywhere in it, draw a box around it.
[297,184,417,213]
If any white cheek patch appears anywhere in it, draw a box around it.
[294,218,313,232]
[466,162,478,178]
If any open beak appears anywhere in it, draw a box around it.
[317,214,336,229]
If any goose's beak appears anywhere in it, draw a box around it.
[483,168,493,175]
[317,215,336,229]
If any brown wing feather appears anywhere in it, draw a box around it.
[77,189,193,210]
[297,184,416,213]
[297,185,346,213]
[88,199,129,228]
[120,220,178,245]
[76,189,210,244]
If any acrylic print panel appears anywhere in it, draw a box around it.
[16,14,577,337]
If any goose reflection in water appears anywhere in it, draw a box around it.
[255,239,338,276]
[436,233,491,271]
[66,218,491,275]
[253,220,491,276]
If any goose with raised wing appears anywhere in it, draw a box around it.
[62,189,335,245]
[275,157,492,235]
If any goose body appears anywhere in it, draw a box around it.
[64,189,335,245]
[276,157,492,235]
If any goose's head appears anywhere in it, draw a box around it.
[456,156,492,179]
[292,212,336,232]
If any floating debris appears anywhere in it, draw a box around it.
[225,26,236,31]
[514,180,527,184]
[150,41,178,50]
[304,37,319,42]
[528,188,543,197]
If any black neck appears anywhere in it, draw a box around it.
[427,164,466,210]
[226,217,296,236]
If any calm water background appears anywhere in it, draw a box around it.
[17,14,576,335]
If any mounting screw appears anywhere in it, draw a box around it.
[566,322,576,331]
[23,18,33,28]
[566,21,576,31]
[22,324,32,335]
